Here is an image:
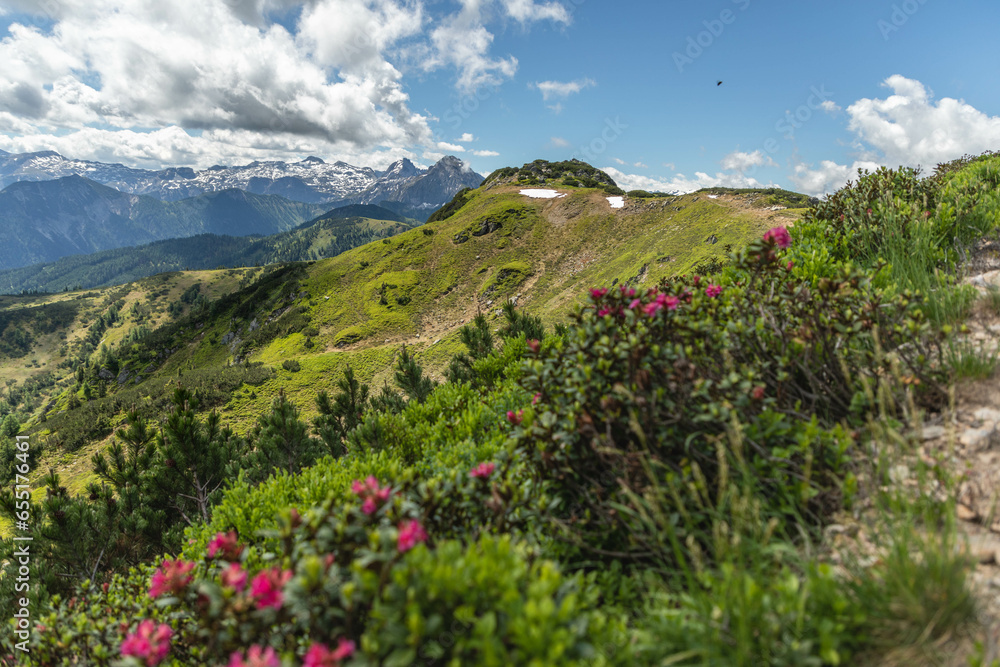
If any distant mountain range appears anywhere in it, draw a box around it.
[0,150,483,211]
[0,176,329,270]
[0,150,483,271]
[0,204,415,293]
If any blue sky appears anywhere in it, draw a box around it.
[1,0,999,195]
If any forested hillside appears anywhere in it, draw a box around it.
[3,154,999,664]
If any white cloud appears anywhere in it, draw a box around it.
[532,78,595,102]
[789,75,1000,195]
[424,0,571,94]
[788,159,883,197]
[613,157,625,165]
[663,162,676,170]
[502,0,570,23]
[602,166,771,194]
[437,141,466,152]
[472,149,499,156]
[820,100,841,113]
[720,149,777,172]
[458,132,475,142]
[845,74,1000,168]
[0,0,568,169]
[0,125,423,171]
[633,161,647,169]
[550,136,570,148]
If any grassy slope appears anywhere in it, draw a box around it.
[0,183,800,536]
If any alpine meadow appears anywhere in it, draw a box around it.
[3,1,1000,665]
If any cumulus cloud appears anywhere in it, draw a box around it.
[502,0,570,23]
[532,78,595,102]
[424,0,569,94]
[458,132,475,142]
[820,100,841,113]
[550,136,570,148]
[602,166,771,194]
[437,141,466,152]
[472,149,499,156]
[0,125,424,171]
[788,159,883,197]
[845,75,1000,167]
[720,150,777,172]
[790,75,1000,195]
[0,0,568,169]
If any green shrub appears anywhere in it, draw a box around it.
[513,231,944,566]
[282,359,302,373]
[366,535,623,666]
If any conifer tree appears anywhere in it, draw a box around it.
[246,392,324,482]
[445,313,494,384]
[499,300,545,342]
[314,365,370,456]
[154,386,245,524]
[394,345,436,404]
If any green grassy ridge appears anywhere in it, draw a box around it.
[0,179,796,503]
[12,154,1000,663]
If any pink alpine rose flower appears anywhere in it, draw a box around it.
[121,620,173,666]
[397,520,428,553]
[763,226,791,249]
[506,410,523,426]
[351,476,393,515]
[149,559,195,598]
[470,462,496,479]
[705,284,722,298]
[208,531,243,562]
[228,645,280,667]
[303,639,357,667]
[220,563,248,592]
[590,288,608,300]
[250,568,293,610]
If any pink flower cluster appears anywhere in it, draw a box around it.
[250,567,293,610]
[506,410,523,426]
[351,476,393,515]
[397,519,428,553]
[208,531,243,562]
[469,462,496,479]
[705,284,723,298]
[149,558,195,598]
[226,637,356,667]
[642,293,680,317]
[220,562,248,592]
[229,645,280,667]
[121,620,173,666]
[303,639,356,667]
[763,226,791,249]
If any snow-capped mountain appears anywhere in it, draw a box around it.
[0,151,483,209]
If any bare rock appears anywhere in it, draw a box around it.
[958,503,980,522]
[921,425,946,440]
[960,424,997,451]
